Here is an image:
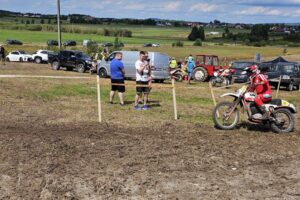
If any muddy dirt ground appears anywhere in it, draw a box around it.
[1,63,300,199]
[1,120,300,199]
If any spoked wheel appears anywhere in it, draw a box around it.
[213,101,240,130]
[174,74,183,82]
[270,109,294,133]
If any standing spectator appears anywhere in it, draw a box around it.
[0,44,5,65]
[134,51,151,110]
[109,52,125,105]
[187,56,195,84]
[101,48,108,61]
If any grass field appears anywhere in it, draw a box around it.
[0,22,300,62]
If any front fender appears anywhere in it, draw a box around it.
[220,93,239,99]
[275,106,297,114]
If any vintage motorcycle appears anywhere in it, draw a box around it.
[212,85,296,133]
[210,68,235,87]
[170,69,184,82]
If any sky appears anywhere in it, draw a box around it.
[1,0,300,23]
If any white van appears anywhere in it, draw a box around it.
[97,51,170,82]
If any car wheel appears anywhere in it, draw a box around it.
[193,67,208,82]
[77,63,86,73]
[51,61,60,70]
[287,82,294,91]
[6,57,10,62]
[98,68,107,78]
[34,57,42,64]
[19,57,23,62]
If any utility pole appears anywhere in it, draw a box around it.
[57,0,62,49]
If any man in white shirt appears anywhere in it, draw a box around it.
[134,51,152,110]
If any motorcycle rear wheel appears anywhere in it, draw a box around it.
[270,108,295,133]
[213,101,240,130]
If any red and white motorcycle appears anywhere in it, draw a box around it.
[210,68,235,87]
[212,85,296,133]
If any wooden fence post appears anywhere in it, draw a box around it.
[276,76,282,98]
[97,75,102,123]
[172,78,178,120]
[209,82,219,117]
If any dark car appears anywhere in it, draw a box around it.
[6,39,23,45]
[49,50,92,73]
[102,42,113,47]
[265,62,300,91]
[143,43,153,47]
[63,40,77,46]
[47,40,58,46]
[232,61,257,83]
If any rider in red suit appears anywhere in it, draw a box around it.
[247,65,272,119]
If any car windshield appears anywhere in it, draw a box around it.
[76,53,89,59]
[270,64,294,73]
[19,51,27,54]
[232,62,252,69]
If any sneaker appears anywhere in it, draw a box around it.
[142,105,149,110]
[120,103,125,106]
[134,105,142,110]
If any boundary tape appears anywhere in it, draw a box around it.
[0,75,91,79]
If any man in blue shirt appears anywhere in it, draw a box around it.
[187,56,195,84]
[110,52,125,105]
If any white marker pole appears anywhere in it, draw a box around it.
[97,75,102,123]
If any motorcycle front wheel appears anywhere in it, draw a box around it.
[270,108,295,133]
[213,102,240,130]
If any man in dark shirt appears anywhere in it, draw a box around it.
[0,45,5,65]
[110,52,125,105]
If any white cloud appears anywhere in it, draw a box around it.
[124,4,146,10]
[189,3,218,12]
[293,9,300,16]
[237,6,282,16]
[163,2,181,11]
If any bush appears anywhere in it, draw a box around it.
[288,43,300,47]
[193,39,202,46]
[86,42,99,55]
[252,41,267,47]
[25,25,43,31]
[172,41,184,47]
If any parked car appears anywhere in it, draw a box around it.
[265,62,300,91]
[97,51,170,83]
[6,51,32,62]
[102,43,113,47]
[143,43,152,47]
[32,50,54,64]
[63,40,77,46]
[6,39,23,45]
[48,50,92,73]
[47,40,58,46]
[232,61,257,83]
[152,43,160,47]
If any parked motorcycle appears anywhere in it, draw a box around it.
[212,85,296,133]
[210,69,235,87]
[170,69,183,82]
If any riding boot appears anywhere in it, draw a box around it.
[259,105,270,120]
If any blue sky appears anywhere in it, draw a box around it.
[1,0,300,23]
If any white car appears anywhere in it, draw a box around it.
[152,43,160,47]
[6,51,32,62]
[32,50,53,64]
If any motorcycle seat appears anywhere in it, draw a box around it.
[267,99,282,106]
